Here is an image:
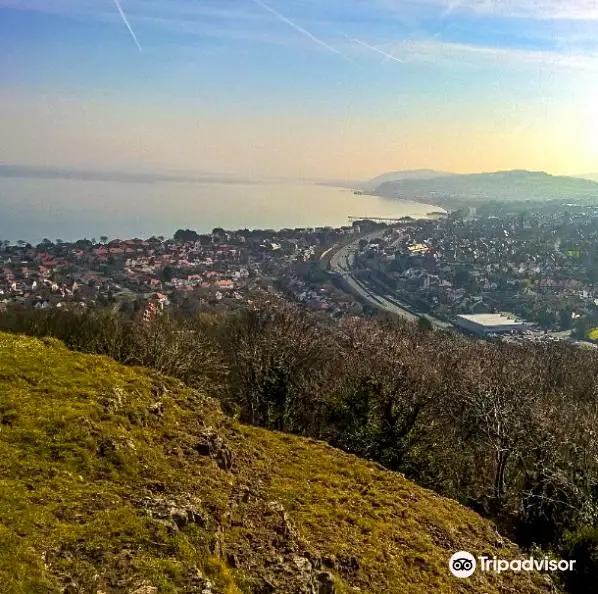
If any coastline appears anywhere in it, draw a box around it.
[353,189,451,220]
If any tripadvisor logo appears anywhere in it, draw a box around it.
[449,551,576,578]
[449,552,476,578]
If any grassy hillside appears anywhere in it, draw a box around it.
[0,332,555,593]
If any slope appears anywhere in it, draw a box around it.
[374,169,598,204]
[0,332,555,594]
[364,169,455,190]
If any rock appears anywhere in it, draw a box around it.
[100,387,126,413]
[322,555,337,569]
[129,586,158,594]
[293,554,314,583]
[151,383,169,398]
[148,401,164,417]
[147,481,166,493]
[186,567,214,593]
[258,580,277,593]
[194,428,234,471]
[139,496,208,531]
[316,572,336,594]
[338,554,359,574]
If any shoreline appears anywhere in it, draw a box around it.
[353,190,451,220]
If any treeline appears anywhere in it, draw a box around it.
[1,304,597,593]
[0,308,227,397]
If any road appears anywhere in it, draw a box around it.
[327,230,451,329]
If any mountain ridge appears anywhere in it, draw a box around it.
[370,169,598,203]
[362,169,456,190]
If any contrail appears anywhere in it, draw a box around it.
[440,0,463,21]
[350,37,403,64]
[250,0,353,63]
[113,0,142,52]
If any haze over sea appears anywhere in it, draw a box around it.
[0,177,442,244]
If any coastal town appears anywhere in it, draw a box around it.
[0,224,366,320]
[4,203,598,345]
[350,206,598,335]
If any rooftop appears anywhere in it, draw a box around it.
[456,313,523,327]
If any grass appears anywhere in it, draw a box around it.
[0,332,555,593]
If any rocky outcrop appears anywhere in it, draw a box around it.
[193,427,235,471]
[138,496,210,532]
[219,490,337,593]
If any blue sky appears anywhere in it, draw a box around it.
[1,0,598,178]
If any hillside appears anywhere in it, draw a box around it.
[0,332,555,594]
[364,169,455,191]
[374,169,598,204]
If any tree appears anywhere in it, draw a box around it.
[559,309,573,330]
[562,528,598,594]
[220,304,329,432]
[161,266,176,283]
[174,229,200,243]
[418,316,433,332]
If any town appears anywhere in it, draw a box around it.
[0,225,364,320]
[4,203,598,346]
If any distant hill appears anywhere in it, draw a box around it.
[577,173,598,182]
[0,163,256,185]
[373,169,598,205]
[0,332,553,593]
[364,169,455,190]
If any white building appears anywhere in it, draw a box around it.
[455,313,525,337]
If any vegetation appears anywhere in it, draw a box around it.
[0,331,552,593]
[3,303,598,592]
[173,229,201,243]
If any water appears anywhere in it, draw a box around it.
[0,177,443,243]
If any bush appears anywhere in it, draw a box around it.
[561,527,598,594]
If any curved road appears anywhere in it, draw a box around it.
[327,230,452,329]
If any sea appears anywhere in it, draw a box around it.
[0,177,443,243]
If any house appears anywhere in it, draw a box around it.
[216,280,235,290]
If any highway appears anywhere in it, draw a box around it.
[327,230,452,330]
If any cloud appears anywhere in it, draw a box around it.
[414,0,598,20]
[389,37,598,73]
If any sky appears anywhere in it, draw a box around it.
[1,0,598,180]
